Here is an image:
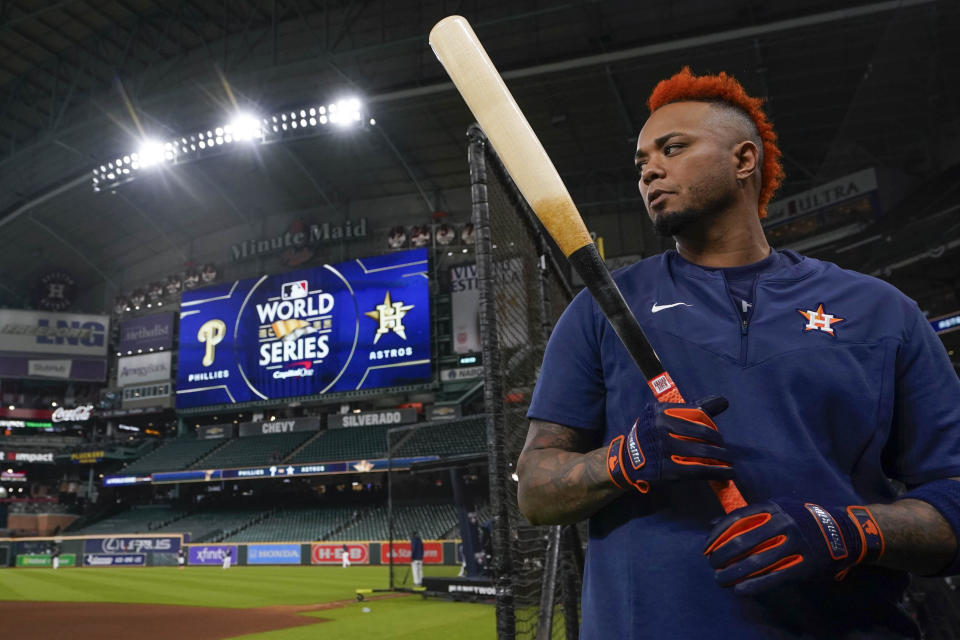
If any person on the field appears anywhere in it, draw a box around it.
[518,67,960,639]
[410,531,425,587]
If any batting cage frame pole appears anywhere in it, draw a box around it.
[469,125,516,640]
[387,426,395,591]
[535,526,561,640]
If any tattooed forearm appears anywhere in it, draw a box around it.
[868,491,958,575]
[516,420,624,525]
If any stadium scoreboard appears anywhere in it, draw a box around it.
[176,248,431,408]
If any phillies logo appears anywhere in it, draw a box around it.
[797,303,844,336]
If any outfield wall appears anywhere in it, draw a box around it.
[0,535,462,567]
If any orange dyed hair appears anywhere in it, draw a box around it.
[647,67,784,218]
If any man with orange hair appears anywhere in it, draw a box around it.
[518,68,960,638]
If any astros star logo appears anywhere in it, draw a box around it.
[365,291,414,344]
[797,303,844,336]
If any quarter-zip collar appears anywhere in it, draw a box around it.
[664,248,814,282]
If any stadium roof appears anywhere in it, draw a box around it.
[0,0,957,313]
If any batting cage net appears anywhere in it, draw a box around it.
[468,125,584,640]
[384,417,489,593]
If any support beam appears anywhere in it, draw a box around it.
[372,0,936,103]
[116,193,189,261]
[375,125,434,214]
[29,216,118,288]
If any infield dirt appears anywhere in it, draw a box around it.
[0,593,405,639]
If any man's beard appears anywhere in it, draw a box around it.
[652,208,704,237]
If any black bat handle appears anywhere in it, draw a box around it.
[566,243,747,512]
[567,244,664,381]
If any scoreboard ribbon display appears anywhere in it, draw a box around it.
[176,248,431,408]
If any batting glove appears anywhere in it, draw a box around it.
[704,499,885,596]
[606,396,734,494]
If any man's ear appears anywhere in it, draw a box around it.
[733,140,761,183]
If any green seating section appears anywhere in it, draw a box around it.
[74,506,185,535]
[121,416,489,477]
[227,506,356,542]
[152,508,266,540]
[393,417,486,457]
[120,438,224,474]
[286,425,390,463]
[78,502,468,542]
[330,503,457,541]
[190,432,314,469]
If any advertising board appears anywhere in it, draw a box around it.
[16,553,76,567]
[380,541,444,564]
[187,545,237,565]
[116,352,172,387]
[118,313,175,352]
[327,408,416,429]
[238,416,321,437]
[246,544,301,565]
[83,536,181,554]
[311,543,369,565]
[176,248,431,408]
[0,310,108,356]
[83,554,146,567]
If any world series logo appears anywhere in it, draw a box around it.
[176,248,431,407]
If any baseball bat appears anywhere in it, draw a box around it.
[429,15,746,513]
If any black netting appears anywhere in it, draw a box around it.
[469,125,582,640]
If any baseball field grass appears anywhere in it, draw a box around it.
[0,565,495,639]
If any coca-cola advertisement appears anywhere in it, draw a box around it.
[52,404,94,422]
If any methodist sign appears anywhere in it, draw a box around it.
[176,248,431,408]
[118,312,175,352]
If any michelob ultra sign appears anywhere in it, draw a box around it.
[176,248,431,408]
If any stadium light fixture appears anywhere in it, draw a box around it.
[93,98,368,191]
[137,140,166,168]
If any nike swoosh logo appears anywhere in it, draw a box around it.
[651,302,693,313]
